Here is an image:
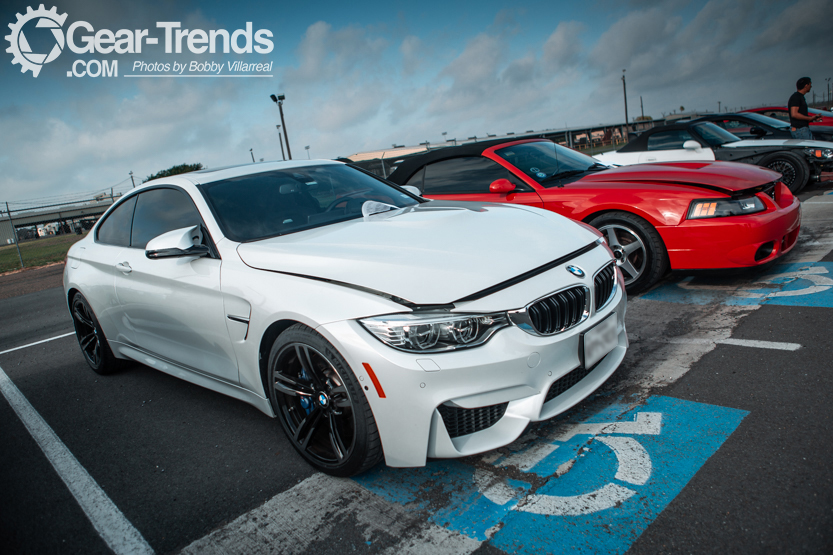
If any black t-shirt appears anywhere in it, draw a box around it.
[788,91,809,129]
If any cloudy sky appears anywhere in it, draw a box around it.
[1,0,831,205]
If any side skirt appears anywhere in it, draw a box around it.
[111,342,275,417]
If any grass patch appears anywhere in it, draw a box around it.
[0,232,88,273]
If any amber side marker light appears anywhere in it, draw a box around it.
[362,363,387,398]
[691,202,717,218]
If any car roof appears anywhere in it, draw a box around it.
[617,122,703,152]
[145,160,342,185]
[382,138,551,183]
[688,114,770,125]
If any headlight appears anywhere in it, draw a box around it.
[805,147,833,159]
[360,311,510,353]
[687,196,766,219]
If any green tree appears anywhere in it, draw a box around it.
[143,163,204,183]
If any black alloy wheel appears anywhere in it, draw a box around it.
[70,292,121,375]
[759,151,809,193]
[267,324,382,476]
[589,211,669,294]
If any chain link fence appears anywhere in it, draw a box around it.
[0,179,134,273]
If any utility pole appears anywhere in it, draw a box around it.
[270,94,292,159]
[622,70,629,131]
[5,202,24,269]
[276,125,286,161]
[640,96,644,120]
[718,101,721,113]
[129,171,135,188]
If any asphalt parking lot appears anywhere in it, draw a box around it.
[2,185,833,554]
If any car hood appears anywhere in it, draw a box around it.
[236,201,598,306]
[577,161,781,193]
[723,138,833,149]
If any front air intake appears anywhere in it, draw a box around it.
[437,402,508,438]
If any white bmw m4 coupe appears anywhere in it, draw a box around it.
[64,160,627,476]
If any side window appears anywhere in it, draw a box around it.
[404,167,425,192]
[763,110,788,122]
[96,196,137,247]
[720,119,751,136]
[130,188,203,249]
[646,130,695,150]
[423,157,513,195]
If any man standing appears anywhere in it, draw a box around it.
[789,77,822,139]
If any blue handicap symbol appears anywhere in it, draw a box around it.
[354,396,748,554]
[641,262,833,308]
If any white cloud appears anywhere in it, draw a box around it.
[541,21,585,74]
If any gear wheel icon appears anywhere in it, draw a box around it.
[6,4,67,77]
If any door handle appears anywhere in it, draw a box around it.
[116,262,132,274]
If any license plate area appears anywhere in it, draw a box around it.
[581,312,618,369]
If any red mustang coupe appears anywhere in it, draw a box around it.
[351,139,801,293]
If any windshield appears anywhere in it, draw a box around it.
[740,112,790,129]
[199,164,420,242]
[810,108,833,117]
[494,141,603,188]
[693,122,741,146]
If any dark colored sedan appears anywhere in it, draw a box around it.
[691,112,833,142]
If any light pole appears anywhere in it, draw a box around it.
[305,146,310,159]
[827,77,831,104]
[129,171,135,188]
[718,101,721,113]
[250,148,255,163]
[269,94,292,159]
[622,70,629,130]
[275,125,285,161]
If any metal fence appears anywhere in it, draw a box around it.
[0,180,134,273]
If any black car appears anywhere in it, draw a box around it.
[595,121,833,192]
[690,112,833,142]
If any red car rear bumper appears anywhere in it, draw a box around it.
[659,185,801,270]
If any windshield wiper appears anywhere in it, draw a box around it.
[539,168,591,184]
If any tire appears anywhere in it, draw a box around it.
[589,212,668,294]
[70,292,122,375]
[267,324,383,477]
[759,151,809,193]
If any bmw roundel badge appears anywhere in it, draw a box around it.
[566,265,585,278]
[319,393,329,407]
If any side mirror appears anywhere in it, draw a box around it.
[401,185,422,197]
[146,225,210,260]
[489,178,516,194]
[749,127,767,137]
[682,140,701,151]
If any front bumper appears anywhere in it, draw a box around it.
[660,184,801,270]
[317,271,627,468]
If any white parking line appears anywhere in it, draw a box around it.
[667,337,802,351]
[0,331,75,356]
[0,361,153,554]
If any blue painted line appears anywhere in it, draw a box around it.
[354,396,748,554]
[642,262,833,308]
